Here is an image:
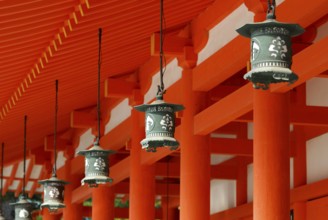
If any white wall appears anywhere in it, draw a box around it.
[210,179,236,214]
[306,133,328,184]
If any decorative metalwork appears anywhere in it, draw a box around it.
[134,0,184,152]
[236,0,304,89]
[77,28,115,187]
[134,97,184,152]
[11,196,33,220]
[78,143,115,187]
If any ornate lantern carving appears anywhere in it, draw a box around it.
[134,96,184,152]
[77,28,115,187]
[236,0,304,89]
[11,195,33,220]
[134,0,184,152]
[78,142,115,187]
[39,175,68,212]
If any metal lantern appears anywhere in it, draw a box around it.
[10,195,33,220]
[38,174,68,212]
[39,80,69,212]
[11,116,33,220]
[134,95,184,152]
[77,29,115,187]
[134,0,184,152]
[78,143,115,187]
[236,1,304,90]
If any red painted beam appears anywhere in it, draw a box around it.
[194,83,253,135]
[210,138,253,156]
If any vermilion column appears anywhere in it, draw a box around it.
[62,160,83,220]
[253,90,290,220]
[92,185,115,220]
[42,209,61,220]
[180,69,210,220]
[129,110,155,220]
[293,126,307,220]
[162,196,180,220]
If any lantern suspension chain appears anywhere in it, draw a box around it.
[53,80,59,177]
[157,0,166,98]
[267,0,276,19]
[23,115,27,197]
[95,28,103,145]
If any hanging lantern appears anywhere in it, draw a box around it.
[236,0,304,90]
[78,142,115,187]
[134,0,184,152]
[39,80,69,212]
[11,116,33,219]
[77,28,115,188]
[38,174,68,212]
[134,96,184,152]
[10,195,33,220]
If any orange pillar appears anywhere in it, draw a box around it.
[129,110,155,220]
[293,126,307,220]
[62,160,83,220]
[180,69,210,220]
[92,185,115,220]
[42,209,61,220]
[237,165,248,206]
[162,196,179,220]
[253,91,290,220]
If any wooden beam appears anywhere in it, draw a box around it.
[210,202,253,220]
[210,138,253,156]
[237,105,328,127]
[211,164,239,180]
[104,78,137,98]
[193,36,249,91]
[3,163,18,195]
[155,162,180,178]
[44,135,70,151]
[271,36,328,93]
[15,157,34,197]
[211,177,328,220]
[193,0,328,92]
[151,33,192,56]
[195,37,328,136]
[70,110,96,129]
[194,84,253,135]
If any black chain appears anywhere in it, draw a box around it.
[96,28,102,145]
[157,0,166,98]
[23,115,27,197]
[53,80,58,177]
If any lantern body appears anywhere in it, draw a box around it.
[38,176,68,212]
[78,144,115,187]
[237,18,304,89]
[134,97,184,152]
[10,197,33,220]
